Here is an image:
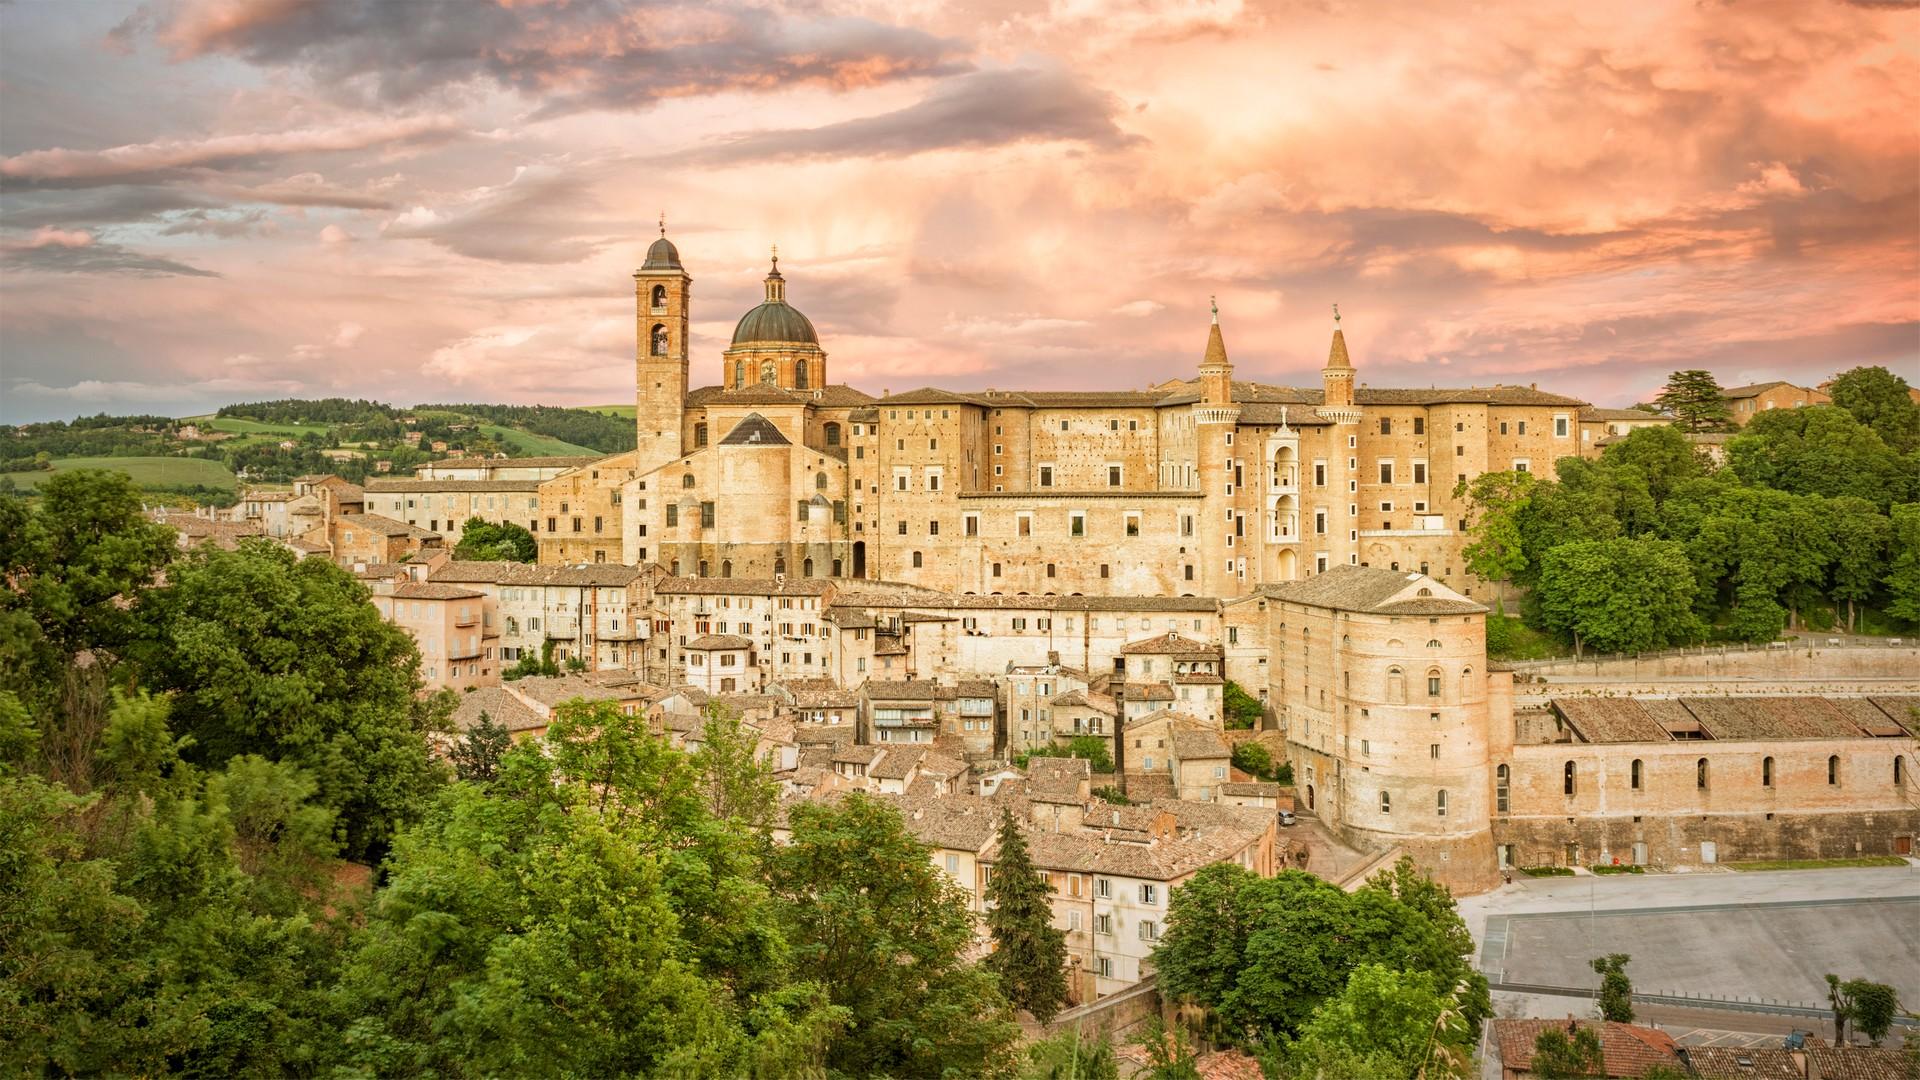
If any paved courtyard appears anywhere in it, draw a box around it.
[1460,865,1920,1008]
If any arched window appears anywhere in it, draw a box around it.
[1563,761,1576,796]
[912,551,924,568]
[1631,759,1643,790]
[794,359,809,389]
[1380,791,1391,814]
[681,473,695,489]
[720,559,732,578]
[1828,755,1840,785]
[1898,756,1907,787]
[1387,667,1406,704]
[1436,790,1448,817]
[1495,764,1509,813]
[1417,587,1432,596]
[698,560,709,577]
[824,422,841,446]
[650,323,668,356]
[815,472,828,490]
[734,360,745,387]
[670,559,681,575]
[1426,638,1442,648]
[1426,668,1443,698]
[803,558,814,577]
[1046,563,1056,578]
[694,423,708,448]
[650,284,667,310]
[1696,757,1709,790]
[760,359,775,383]
[1762,756,1775,787]
[773,557,786,575]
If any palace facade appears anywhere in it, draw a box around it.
[537,232,1610,599]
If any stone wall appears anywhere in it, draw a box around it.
[1514,645,1920,683]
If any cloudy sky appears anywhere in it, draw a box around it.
[2,0,1914,423]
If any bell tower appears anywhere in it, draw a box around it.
[635,218,691,477]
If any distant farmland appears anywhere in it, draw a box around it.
[1,456,238,492]
[585,404,636,418]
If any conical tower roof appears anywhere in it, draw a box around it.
[1325,303,1351,369]
[1201,297,1229,370]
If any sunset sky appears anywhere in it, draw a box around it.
[2,0,1915,424]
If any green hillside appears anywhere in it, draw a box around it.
[1,456,237,492]
[475,424,599,457]
[585,404,636,418]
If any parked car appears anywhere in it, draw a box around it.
[1278,810,1296,827]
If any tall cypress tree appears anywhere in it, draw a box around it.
[1655,369,1733,433]
[984,808,1069,1022]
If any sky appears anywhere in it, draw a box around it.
[1,0,1915,424]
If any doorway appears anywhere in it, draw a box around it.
[1700,841,1718,864]
[1306,784,1315,811]
[852,541,865,579]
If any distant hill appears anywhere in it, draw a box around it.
[1,398,631,504]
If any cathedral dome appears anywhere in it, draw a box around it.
[731,251,818,345]
[642,235,681,270]
[732,300,819,345]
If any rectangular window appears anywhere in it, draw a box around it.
[1412,462,1427,485]
[1039,465,1054,487]
[1518,421,1528,435]
[1314,463,1327,486]
[1314,509,1327,534]
[1017,512,1032,537]
[1108,465,1122,487]
[1140,884,1158,904]
[964,513,979,537]
[1554,416,1569,437]
[1378,462,1394,484]
[1125,512,1141,536]
[927,520,939,536]
[665,505,678,526]
[1070,511,1086,537]
[1413,417,1425,435]
[1139,920,1158,941]
[1514,460,1531,474]
[1095,877,1111,898]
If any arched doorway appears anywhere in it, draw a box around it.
[851,540,866,579]
[1306,784,1315,811]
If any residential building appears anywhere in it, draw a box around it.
[1720,380,1830,426]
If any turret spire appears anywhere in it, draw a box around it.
[764,244,785,302]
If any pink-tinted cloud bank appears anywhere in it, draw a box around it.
[1,0,1914,422]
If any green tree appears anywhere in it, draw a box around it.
[1020,1025,1119,1080]
[447,709,512,783]
[1728,406,1916,509]
[1455,471,1536,605]
[769,793,1018,1076]
[1531,1023,1605,1078]
[690,702,778,833]
[1828,365,1920,453]
[1129,1016,1200,1080]
[1535,539,1702,655]
[1154,860,1488,1044]
[1827,973,1856,1045]
[1591,953,1634,1023]
[1826,498,1892,630]
[1281,963,1473,1080]
[1023,736,1114,774]
[1655,369,1732,433]
[0,470,174,711]
[1844,978,1901,1045]
[1231,741,1275,781]
[984,808,1069,1023]
[450,517,538,562]
[1886,504,1920,626]
[1223,679,1264,729]
[130,539,446,861]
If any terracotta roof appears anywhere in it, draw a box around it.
[1127,683,1176,701]
[1259,565,1484,614]
[1806,1046,1913,1080]
[1051,689,1118,713]
[429,561,642,587]
[421,454,600,470]
[1551,699,1675,744]
[1866,696,1920,736]
[686,634,752,650]
[886,794,1000,850]
[392,581,485,601]
[880,387,992,406]
[451,686,547,734]
[337,513,440,539]
[861,679,954,701]
[1219,781,1281,796]
[1680,696,1873,740]
[507,675,644,708]
[1122,630,1221,656]
[787,687,860,708]
[1681,1047,1804,1080]
[1171,728,1230,759]
[827,606,876,628]
[1195,1050,1264,1080]
[1581,406,1672,422]
[1720,381,1800,399]
[718,412,791,446]
[869,746,928,780]
[364,478,542,492]
[1492,1019,1682,1078]
[656,576,832,596]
